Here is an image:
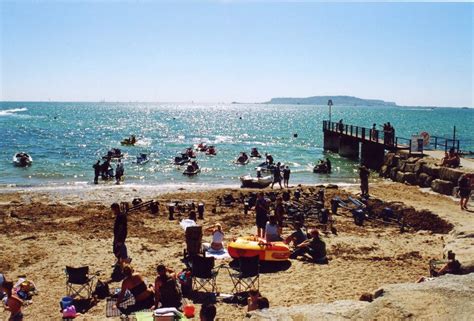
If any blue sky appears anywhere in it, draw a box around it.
[0,1,472,107]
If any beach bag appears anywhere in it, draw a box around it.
[93,280,110,299]
[178,270,192,297]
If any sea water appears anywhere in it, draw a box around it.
[0,102,472,188]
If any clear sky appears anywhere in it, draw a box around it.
[0,1,472,107]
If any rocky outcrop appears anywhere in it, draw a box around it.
[246,274,474,320]
[379,153,471,197]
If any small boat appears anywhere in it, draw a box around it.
[103,148,124,160]
[227,236,290,261]
[235,153,250,165]
[196,143,208,152]
[183,162,200,176]
[184,148,197,158]
[250,148,262,158]
[136,153,149,165]
[313,161,331,174]
[206,146,217,156]
[13,152,33,167]
[240,175,273,188]
[121,135,137,146]
[174,154,190,165]
[256,162,284,173]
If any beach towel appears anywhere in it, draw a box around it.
[135,311,154,321]
[203,244,231,260]
[106,296,135,317]
[180,219,197,231]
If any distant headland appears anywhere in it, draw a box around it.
[264,95,397,106]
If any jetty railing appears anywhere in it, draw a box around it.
[323,120,461,153]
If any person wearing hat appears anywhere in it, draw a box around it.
[289,229,327,263]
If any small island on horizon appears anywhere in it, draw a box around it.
[264,95,397,106]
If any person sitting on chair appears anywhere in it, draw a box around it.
[154,265,182,309]
[289,229,327,263]
[116,265,154,315]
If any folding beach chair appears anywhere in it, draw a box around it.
[184,226,203,258]
[229,256,260,294]
[65,266,97,299]
[190,255,218,293]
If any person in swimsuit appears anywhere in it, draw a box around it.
[205,223,225,251]
[154,265,182,309]
[116,265,154,315]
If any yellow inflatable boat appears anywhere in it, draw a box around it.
[227,236,290,261]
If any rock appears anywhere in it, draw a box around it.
[431,179,454,195]
[397,160,406,171]
[439,167,464,183]
[389,168,398,181]
[404,163,416,173]
[414,160,426,174]
[246,274,474,320]
[379,165,390,178]
[406,157,420,164]
[395,172,417,185]
[384,153,397,167]
[417,173,433,188]
[421,163,440,178]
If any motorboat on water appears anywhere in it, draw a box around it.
[235,152,250,165]
[136,153,149,165]
[13,152,33,167]
[184,147,197,158]
[196,142,208,152]
[174,153,190,165]
[206,146,217,156]
[103,148,124,160]
[250,147,262,158]
[183,162,200,176]
[121,135,137,146]
[256,162,284,173]
[240,174,273,188]
[313,160,331,174]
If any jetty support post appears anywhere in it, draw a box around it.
[339,136,359,158]
[361,141,385,170]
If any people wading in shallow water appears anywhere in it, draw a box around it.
[271,162,282,189]
[93,160,101,184]
[283,166,291,188]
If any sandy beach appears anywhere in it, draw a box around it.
[1,180,464,320]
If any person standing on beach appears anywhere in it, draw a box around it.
[458,173,472,210]
[359,165,370,197]
[255,192,269,238]
[93,160,101,184]
[283,166,291,188]
[112,203,129,267]
[271,162,283,189]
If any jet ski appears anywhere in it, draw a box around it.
[136,153,149,165]
[121,135,137,146]
[183,162,200,176]
[235,153,250,165]
[196,143,208,152]
[13,152,33,167]
[206,146,217,156]
[184,147,197,158]
[313,161,331,174]
[240,175,273,188]
[103,148,124,160]
[174,153,190,165]
[255,162,284,173]
[250,148,262,158]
